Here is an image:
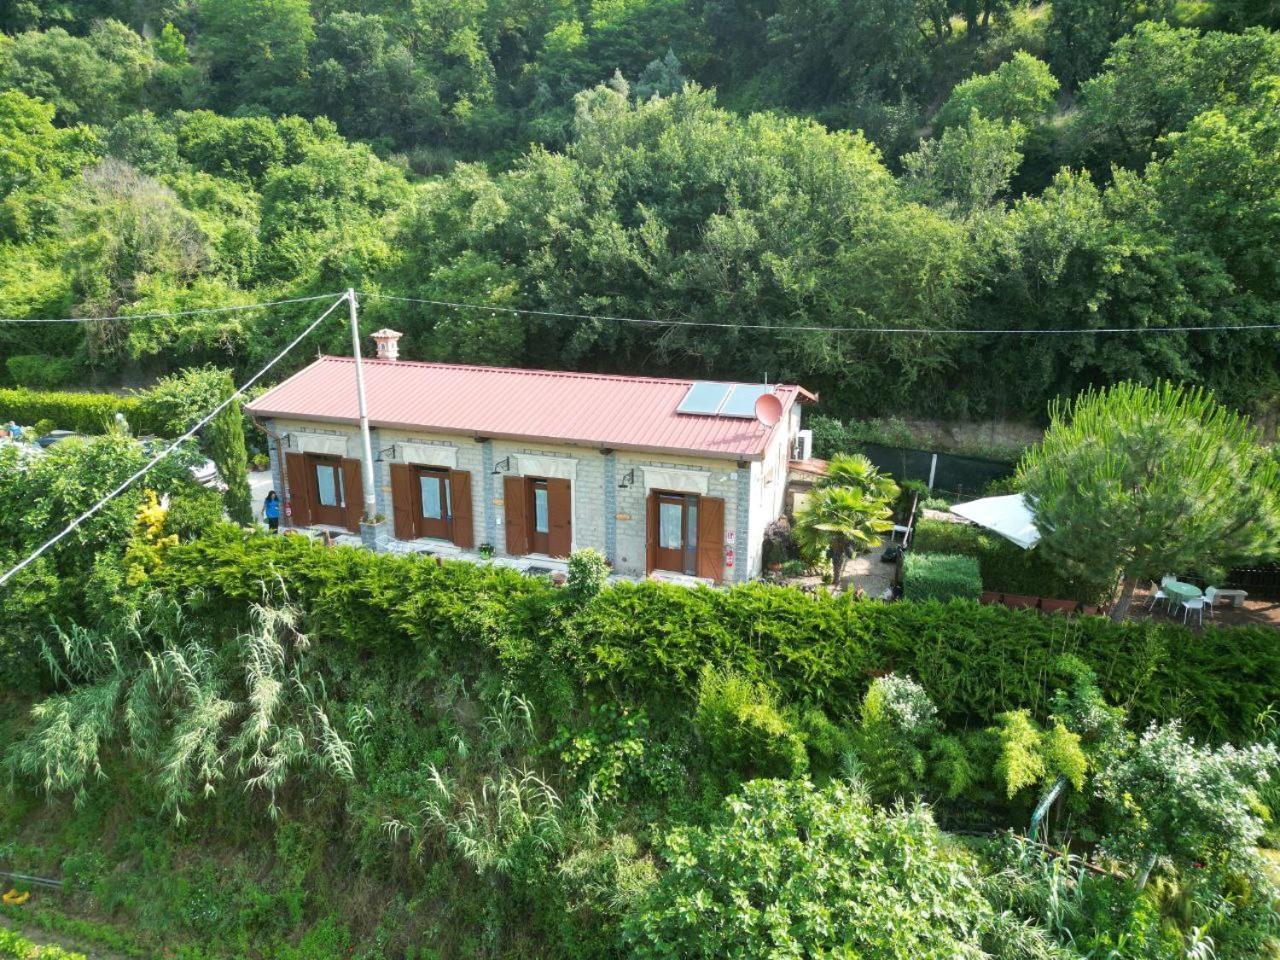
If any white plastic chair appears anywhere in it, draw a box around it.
[1181,596,1206,626]
[1201,586,1219,619]
[1147,575,1175,611]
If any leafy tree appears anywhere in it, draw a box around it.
[1046,0,1153,87]
[626,778,1019,958]
[1018,381,1280,618]
[935,52,1059,130]
[1072,23,1280,172]
[904,112,1026,215]
[58,160,208,365]
[197,0,315,113]
[140,367,254,525]
[0,91,98,201]
[0,21,158,125]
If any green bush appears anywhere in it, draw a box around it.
[0,388,159,435]
[694,667,808,779]
[625,779,1013,959]
[149,529,1280,743]
[5,354,82,389]
[0,926,89,959]
[163,488,227,541]
[911,518,1107,603]
[902,552,982,601]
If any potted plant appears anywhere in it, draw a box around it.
[478,542,495,560]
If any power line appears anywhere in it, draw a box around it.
[0,293,345,324]
[361,291,1280,336]
[0,293,351,589]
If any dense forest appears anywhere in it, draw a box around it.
[1,0,1279,419]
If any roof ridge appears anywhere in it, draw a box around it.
[317,355,794,390]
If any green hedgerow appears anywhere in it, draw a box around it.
[903,552,982,602]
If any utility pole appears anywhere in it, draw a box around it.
[348,288,378,524]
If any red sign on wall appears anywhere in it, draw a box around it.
[725,548,735,568]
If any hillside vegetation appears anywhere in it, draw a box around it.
[1,1,1279,419]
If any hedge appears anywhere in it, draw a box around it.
[0,388,162,436]
[4,355,81,389]
[152,528,1280,744]
[902,552,982,601]
[910,518,1107,604]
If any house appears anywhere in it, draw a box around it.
[245,331,815,583]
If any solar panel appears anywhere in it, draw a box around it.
[719,384,775,418]
[677,381,731,415]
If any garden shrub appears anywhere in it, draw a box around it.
[625,779,1033,960]
[0,388,157,435]
[150,529,1280,743]
[5,354,82,389]
[0,926,89,959]
[694,667,808,779]
[855,673,939,800]
[902,552,982,601]
[911,519,1106,603]
[565,549,609,606]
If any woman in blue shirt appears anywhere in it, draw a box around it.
[263,490,281,532]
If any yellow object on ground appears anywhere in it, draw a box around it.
[0,890,29,905]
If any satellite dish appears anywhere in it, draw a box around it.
[754,392,783,427]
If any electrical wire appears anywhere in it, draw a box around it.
[0,292,345,324]
[0,293,351,588]
[361,291,1280,336]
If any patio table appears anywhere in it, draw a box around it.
[1163,580,1202,609]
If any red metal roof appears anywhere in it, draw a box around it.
[246,357,815,461]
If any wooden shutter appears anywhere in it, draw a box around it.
[547,478,572,558]
[449,470,474,548]
[645,492,658,574]
[696,496,725,581]
[285,453,311,528]
[390,464,416,541]
[504,475,528,555]
[342,458,365,532]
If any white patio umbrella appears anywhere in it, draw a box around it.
[949,494,1041,550]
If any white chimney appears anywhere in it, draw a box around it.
[371,328,402,361]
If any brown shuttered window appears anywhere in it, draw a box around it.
[504,475,528,555]
[342,458,364,533]
[696,496,725,581]
[285,452,312,528]
[390,463,416,540]
[449,471,474,548]
[546,478,572,558]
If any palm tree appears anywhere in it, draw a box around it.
[820,453,899,504]
[793,485,896,588]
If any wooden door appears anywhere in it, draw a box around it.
[504,475,529,555]
[655,496,696,570]
[285,452,311,528]
[390,464,415,540]
[342,458,364,532]
[308,454,346,527]
[653,493,695,574]
[416,467,452,540]
[696,496,725,581]
[527,479,550,555]
[546,478,572,557]
[449,471,474,548]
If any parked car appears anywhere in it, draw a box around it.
[36,430,80,448]
[190,459,220,487]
